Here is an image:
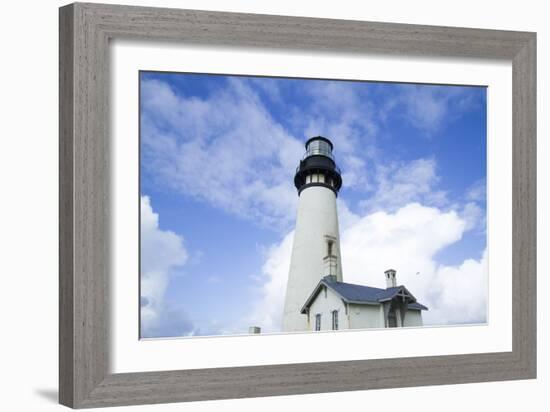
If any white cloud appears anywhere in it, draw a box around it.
[248,202,487,331]
[361,158,447,212]
[398,88,448,132]
[467,178,487,203]
[300,81,378,191]
[460,201,484,232]
[247,77,284,104]
[140,196,193,337]
[458,179,486,234]
[141,78,484,231]
[427,250,488,325]
[241,232,294,333]
[382,85,482,135]
[141,78,302,230]
[341,203,468,318]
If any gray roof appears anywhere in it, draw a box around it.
[300,276,428,313]
[407,302,429,310]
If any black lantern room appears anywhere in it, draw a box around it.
[294,136,342,196]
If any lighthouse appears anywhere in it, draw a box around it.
[282,136,343,332]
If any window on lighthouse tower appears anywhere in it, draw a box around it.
[324,238,337,277]
[327,240,334,256]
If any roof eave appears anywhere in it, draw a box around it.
[409,304,429,311]
[300,280,330,314]
[346,299,380,306]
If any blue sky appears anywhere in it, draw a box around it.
[139,71,487,338]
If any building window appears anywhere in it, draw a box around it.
[327,240,334,256]
[332,310,339,330]
[315,314,321,331]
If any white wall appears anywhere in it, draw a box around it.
[308,292,423,330]
[349,304,384,329]
[308,286,349,331]
[0,1,547,411]
[283,185,343,331]
[403,310,423,327]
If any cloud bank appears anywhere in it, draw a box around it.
[141,78,302,230]
[140,196,194,338]
[380,84,484,135]
[248,202,487,332]
[362,157,447,212]
[141,77,483,231]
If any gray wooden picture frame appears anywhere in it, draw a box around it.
[59,2,536,408]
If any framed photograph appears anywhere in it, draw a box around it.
[59,2,536,408]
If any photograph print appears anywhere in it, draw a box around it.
[139,71,487,338]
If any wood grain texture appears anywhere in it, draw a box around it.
[512,35,537,374]
[59,5,74,406]
[58,2,537,408]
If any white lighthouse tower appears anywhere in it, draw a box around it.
[282,136,343,332]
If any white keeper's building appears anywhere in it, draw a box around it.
[282,136,427,333]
